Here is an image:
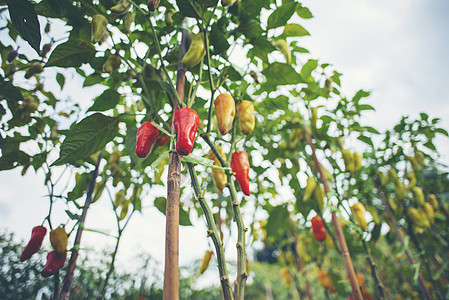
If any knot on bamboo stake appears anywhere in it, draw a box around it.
[236,242,243,249]
[206,230,212,237]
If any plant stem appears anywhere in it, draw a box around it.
[59,151,103,300]
[305,132,363,300]
[361,238,385,299]
[186,162,234,300]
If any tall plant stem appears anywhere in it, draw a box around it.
[373,181,431,300]
[59,151,103,300]
[186,163,234,300]
[163,28,188,300]
[305,132,363,300]
[360,238,386,299]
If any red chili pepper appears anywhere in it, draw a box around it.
[135,121,159,158]
[173,107,199,156]
[41,250,67,277]
[230,151,250,196]
[20,226,47,262]
[311,216,326,242]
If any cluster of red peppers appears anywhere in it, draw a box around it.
[20,225,68,277]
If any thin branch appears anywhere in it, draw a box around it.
[59,151,103,300]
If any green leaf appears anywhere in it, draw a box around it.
[423,141,436,151]
[176,0,201,18]
[6,0,41,53]
[262,62,304,86]
[65,210,81,221]
[52,113,119,166]
[352,89,371,104]
[300,59,318,82]
[47,39,96,68]
[0,79,24,102]
[357,104,375,111]
[56,73,65,90]
[67,172,91,201]
[296,3,313,19]
[267,2,297,29]
[435,127,449,136]
[357,135,373,147]
[266,205,291,237]
[88,89,121,112]
[47,0,67,16]
[282,24,310,37]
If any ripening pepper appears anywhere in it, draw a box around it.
[25,63,44,79]
[311,216,326,242]
[341,149,354,172]
[103,54,121,73]
[375,170,388,186]
[281,267,292,287]
[182,33,206,67]
[395,182,406,200]
[20,226,47,262]
[407,207,429,228]
[50,227,68,255]
[325,78,333,93]
[123,12,135,33]
[147,0,160,11]
[317,269,335,292]
[388,168,399,185]
[41,250,67,277]
[427,194,439,209]
[199,250,213,274]
[119,199,130,221]
[165,8,175,26]
[411,186,425,205]
[415,150,426,166]
[208,147,227,193]
[274,39,291,64]
[91,14,108,44]
[214,93,235,135]
[40,43,52,58]
[314,184,325,211]
[221,0,237,7]
[421,203,435,225]
[135,121,159,158]
[353,152,362,172]
[230,151,251,196]
[405,172,416,189]
[303,176,317,202]
[173,107,199,156]
[110,0,131,15]
[352,202,367,231]
[406,156,419,172]
[237,100,255,135]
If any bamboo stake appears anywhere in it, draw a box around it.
[163,29,188,300]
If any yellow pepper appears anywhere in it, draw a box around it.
[208,146,227,192]
[214,93,235,135]
[237,100,255,135]
[91,14,108,44]
[352,202,367,231]
[274,39,291,64]
[50,227,68,254]
[110,0,131,15]
[411,186,425,205]
[103,54,121,73]
[182,33,206,67]
[199,250,213,274]
[341,149,354,173]
[352,152,362,172]
[303,176,316,202]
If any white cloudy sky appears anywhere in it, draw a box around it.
[1,0,449,282]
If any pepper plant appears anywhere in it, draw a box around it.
[1,0,448,299]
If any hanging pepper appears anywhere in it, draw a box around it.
[182,33,206,68]
[352,152,362,172]
[230,151,250,196]
[311,216,326,242]
[135,121,159,158]
[41,250,67,277]
[411,186,425,205]
[281,268,292,287]
[214,93,235,135]
[314,184,325,211]
[25,63,44,79]
[237,100,255,135]
[103,54,121,73]
[110,0,131,15]
[221,0,237,7]
[341,149,354,173]
[317,269,335,292]
[173,107,199,156]
[50,226,68,255]
[123,12,135,33]
[91,14,108,44]
[352,202,367,231]
[20,226,47,262]
[208,146,227,192]
[303,176,317,202]
[147,0,160,11]
[274,39,291,64]
[199,250,213,274]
